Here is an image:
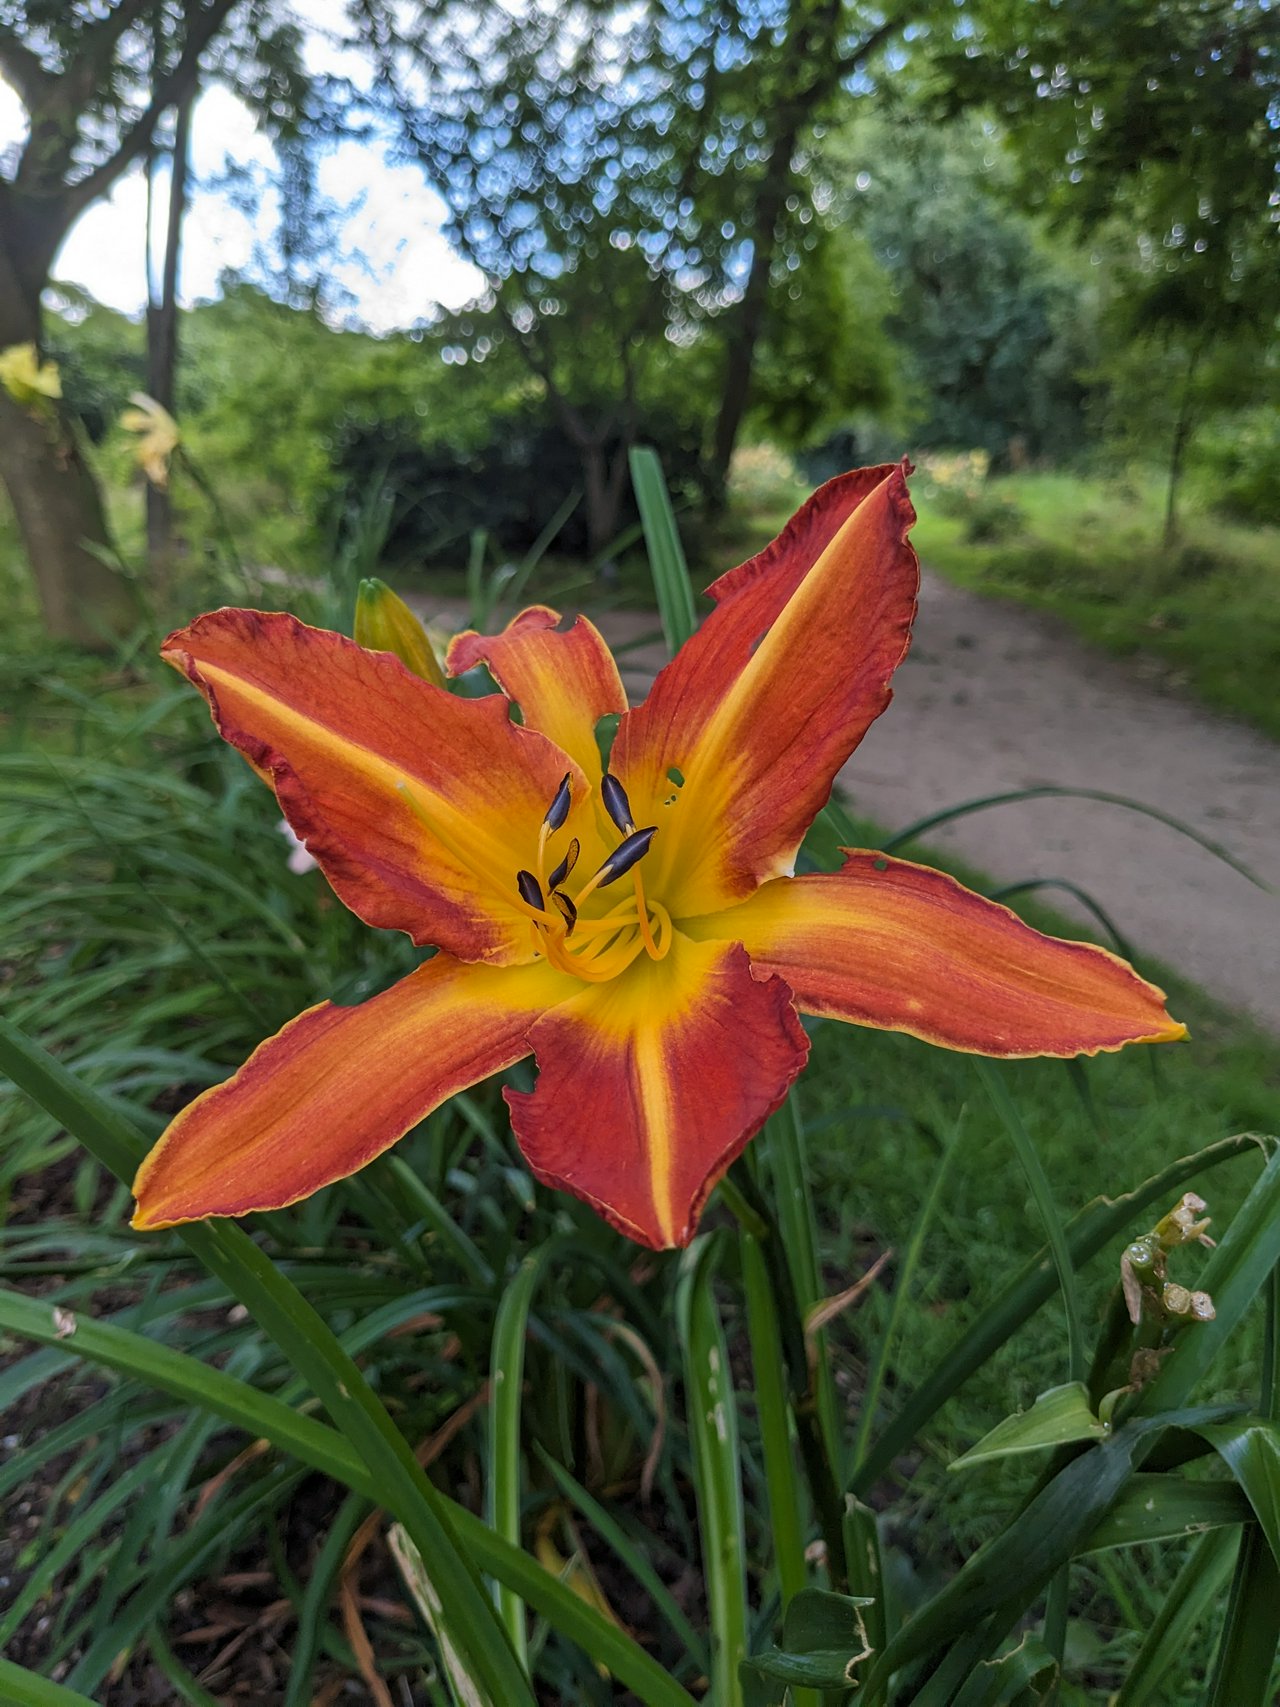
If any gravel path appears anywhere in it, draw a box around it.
[419,573,1280,1033]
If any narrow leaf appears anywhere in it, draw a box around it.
[951,1382,1106,1472]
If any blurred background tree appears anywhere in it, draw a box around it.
[935,0,1280,537]
[0,0,336,639]
[1,0,1276,637]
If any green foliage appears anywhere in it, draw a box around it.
[748,225,901,447]
[1194,407,1280,527]
[821,115,1094,461]
[936,0,1279,316]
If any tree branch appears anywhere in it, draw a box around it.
[0,31,54,113]
[60,0,156,115]
[62,0,238,221]
[830,13,910,81]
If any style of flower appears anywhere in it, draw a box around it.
[120,392,181,489]
[0,342,62,410]
[131,463,1184,1249]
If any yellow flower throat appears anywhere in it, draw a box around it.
[514,773,672,984]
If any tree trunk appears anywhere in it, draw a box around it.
[1163,344,1202,547]
[580,433,634,559]
[145,84,194,586]
[708,117,801,502]
[0,243,137,648]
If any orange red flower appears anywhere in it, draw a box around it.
[132,463,1184,1248]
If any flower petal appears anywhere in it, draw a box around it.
[688,853,1186,1057]
[506,934,809,1249]
[132,954,574,1229]
[447,606,627,781]
[612,464,918,916]
[163,609,584,962]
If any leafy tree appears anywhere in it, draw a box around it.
[826,114,1096,460]
[361,0,913,547]
[935,0,1280,531]
[746,220,900,449]
[0,0,320,642]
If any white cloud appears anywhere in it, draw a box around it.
[3,59,481,333]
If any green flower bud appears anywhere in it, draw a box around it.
[354,578,447,688]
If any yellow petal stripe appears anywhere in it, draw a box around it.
[132,954,575,1229]
[688,853,1187,1057]
[614,466,918,917]
[447,606,627,783]
[506,934,809,1248]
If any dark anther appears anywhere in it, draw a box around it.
[601,772,634,834]
[592,825,657,889]
[544,773,572,832]
[516,869,545,911]
[551,890,578,935]
[548,837,580,892]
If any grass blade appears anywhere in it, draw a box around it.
[0,1659,101,1707]
[741,1231,810,1612]
[534,1447,710,1678]
[1079,1473,1251,1551]
[1205,1526,1280,1706]
[880,786,1268,891]
[629,445,698,655]
[488,1243,563,1668]
[677,1234,748,1707]
[851,1113,965,1475]
[975,1060,1085,1382]
[1112,1527,1238,1707]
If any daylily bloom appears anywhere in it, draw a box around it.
[120,391,181,488]
[132,463,1185,1249]
[0,342,61,409]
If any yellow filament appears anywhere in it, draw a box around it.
[631,866,660,959]
[571,863,611,910]
[536,819,551,891]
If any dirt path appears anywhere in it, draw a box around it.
[419,575,1280,1033]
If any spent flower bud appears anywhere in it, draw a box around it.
[1153,1192,1213,1251]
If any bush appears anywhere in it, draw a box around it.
[1195,407,1280,526]
[331,400,707,567]
[963,488,1026,542]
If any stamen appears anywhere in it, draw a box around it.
[548,837,580,892]
[576,825,657,905]
[516,869,545,911]
[600,772,635,835]
[544,773,572,831]
[551,890,578,935]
